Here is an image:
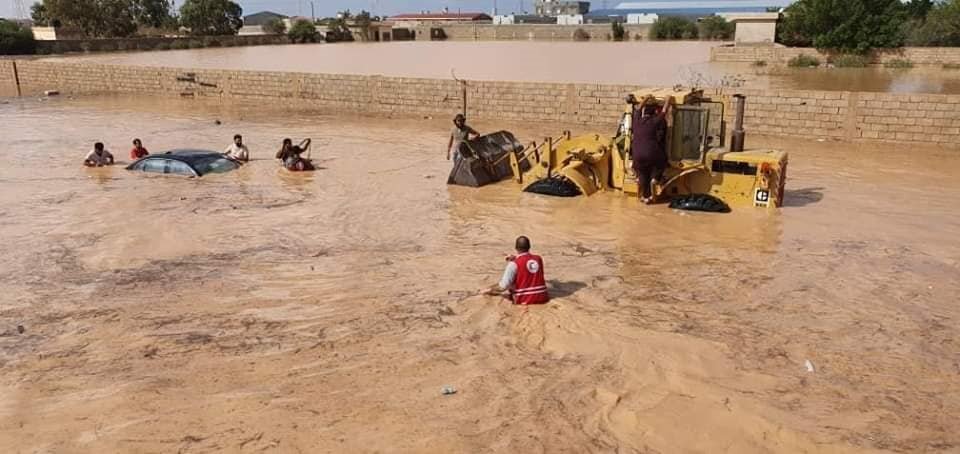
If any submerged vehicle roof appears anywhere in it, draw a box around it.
[126,149,240,176]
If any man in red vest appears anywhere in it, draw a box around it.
[483,236,550,305]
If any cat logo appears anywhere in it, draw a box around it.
[754,188,770,207]
[526,260,540,274]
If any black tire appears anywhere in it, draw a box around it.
[523,177,582,197]
[669,193,731,213]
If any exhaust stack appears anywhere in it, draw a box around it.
[731,94,746,152]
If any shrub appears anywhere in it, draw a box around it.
[262,18,286,35]
[188,40,204,49]
[222,39,235,47]
[777,0,907,53]
[884,58,914,69]
[752,60,768,67]
[155,41,171,50]
[611,21,626,41]
[699,15,734,40]
[787,54,821,67]
[649,17,698,40]
[573,28,591,41]
[830,54,870,67]
[905,0,960,47]
[206,39,222,47]
[634,32,643,41]
[943,63,960,70]
[0,19,37,55]
[288,19,319,43]
[171,39,190,49]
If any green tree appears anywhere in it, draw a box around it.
[354,9,372,41]
[179,0,242,35]
[288,19,318,43]
[777,0,907,53]
[699,15,734,40]
[649,16,698,40]
[324,10,354,42]
[907,0,960,46]
[611,20,625,41]
[30,2,50,26]
[904,0,934,19]
[39,0,137,37]
[0,19,37,54]
[131,0,174,28]
[262,18,286,35]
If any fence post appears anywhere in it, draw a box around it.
[12,60,22,97]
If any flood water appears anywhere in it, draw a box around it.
[46,41,960,94]
[0,95,959,452]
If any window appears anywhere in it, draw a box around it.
[141,158,168,173]
[165,160,195,176]
[194,157,239,175]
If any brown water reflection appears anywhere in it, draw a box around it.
[44,41,960,94]
[0,95,958,452]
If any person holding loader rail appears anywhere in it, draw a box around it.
[483,236,550,305]
[447,114,479,163]
[630,96,669,204]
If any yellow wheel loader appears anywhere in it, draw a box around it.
[507,88,788,212]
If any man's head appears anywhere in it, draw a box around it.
[282,138,292,147]
[453,114,466,127]
[289,145,303,156]
[641,104,658,117]
[94,142,104,152]
[515,235,531,253]
[132,138,142,148]
[233,134,243,145]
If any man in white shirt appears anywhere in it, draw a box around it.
[83,142,114,167]
[224,134,250,162]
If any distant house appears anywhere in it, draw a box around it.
[243,11,287,26]
[717,13,779,45]
[388,12,493,25]
[494,14,558,25]
[535,1,591,16]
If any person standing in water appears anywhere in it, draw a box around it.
[83,142,114,167]
[447,114,479,163]
[283,139,314,172]
[276,138,293,163]
[130,138,149,160]
[630,98,669,204]
[224,134,250,162]
[483,236,550,305]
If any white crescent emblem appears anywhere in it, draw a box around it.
[526,261,540,273]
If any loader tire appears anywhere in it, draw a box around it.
[669,193,731,213]
[523,177,582,197]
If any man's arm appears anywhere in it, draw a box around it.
[105,151,114,165]
[482,260,516,296]
[467,126,480,137]
[223,145,233,155]
[447,135,454,160]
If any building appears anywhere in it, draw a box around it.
[626,13,658,24]
[243,11,287,26]
[717,12,779,44]
[535,1,591,16]
[388,12,493,26]
[556,14,584,25]
[494,14,558,25]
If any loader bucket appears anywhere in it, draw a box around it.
[447,131,524,187]
[523,176,582,197]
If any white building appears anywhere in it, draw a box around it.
[626,13,658,24]
[557,14,584,25]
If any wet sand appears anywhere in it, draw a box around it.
[1,95,959,453]
[43,41,960,94]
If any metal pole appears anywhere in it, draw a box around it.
[311,2,315,21]
[731,94,746,152]
[12,60,22,97]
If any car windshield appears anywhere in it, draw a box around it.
[192,156,239,175]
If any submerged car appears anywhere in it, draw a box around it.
[126,149,241,177]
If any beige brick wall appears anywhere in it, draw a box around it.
[410,24,652,41]
[0,60,16,97]
[711,46,960,65]
[3,60,958,148]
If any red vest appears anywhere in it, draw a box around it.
[513,253,549,305]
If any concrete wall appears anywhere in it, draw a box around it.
[734,22,776,45]
[1,60,958,147]
[409,23,652,41]
[34,35,289,55]
[711,46,960,65]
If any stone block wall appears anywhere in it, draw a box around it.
[34,34,290,55]
[408,24,652,41]
[711,46,960,65]
[2,60,958,148]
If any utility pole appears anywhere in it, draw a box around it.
[311,1,315,21]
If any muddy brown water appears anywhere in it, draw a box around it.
[0,95,958,452]
[44,41,960,94]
